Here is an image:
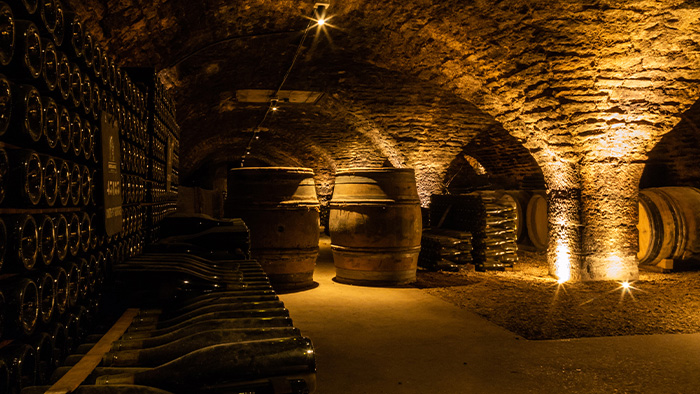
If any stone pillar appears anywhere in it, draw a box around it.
[547,188,583,282]
[541,160,583,282]
[579,160,644,281]
[544,161,643,282]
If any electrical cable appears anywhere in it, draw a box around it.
[241,17,316,166]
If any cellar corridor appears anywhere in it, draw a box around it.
[2,0,700,392]
[280,237,700,393]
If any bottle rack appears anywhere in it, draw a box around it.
[123,67,179,245]
[0,1,176,391]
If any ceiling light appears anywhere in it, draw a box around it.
[314,3,329,26]
[236,90,324,104]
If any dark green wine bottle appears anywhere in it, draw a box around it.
[130,301,285,328]
[22,384,174,394]
[120,316,293,341]
[103,327,301,367]
[2,277,38,337]
[95,337,316,393]
[126,308,289,334]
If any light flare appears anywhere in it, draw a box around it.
[615,280,639,301]
[303,14,337,29]
[554,240,571,283]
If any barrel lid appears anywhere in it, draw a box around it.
[331,167,419,204]
[229,167,314,175]
[226,166,319,207]
[335,167,415,175]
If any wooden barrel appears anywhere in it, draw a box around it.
[329,168,422,286]
[225,167,319,291]
[638,187,700,266]
[526,191,548,251]
[504,190,531,243]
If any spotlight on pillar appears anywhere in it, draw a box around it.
[554,240,571,283]
[270,98,279,111]
[314,3,330,26]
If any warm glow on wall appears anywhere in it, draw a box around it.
[605,252,630,281]
[463,154,487,175]
[586,124,653,159]
[554,240,571,283]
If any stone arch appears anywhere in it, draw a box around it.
[640,99,700,189]
[443,124,546,193]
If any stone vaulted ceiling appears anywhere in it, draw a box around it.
[67,0,700,280]
[68,0,700,184]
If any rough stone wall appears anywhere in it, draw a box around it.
[332,0,700,280]
[640,101,700,189]
[169,41,536,207]
[66,0,313,68]
[68,0,700,280]
[322,64,501,206]
[449,124,546,191]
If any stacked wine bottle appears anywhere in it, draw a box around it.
[471,190,518,269]
[0,0,152,392]
[430,191,518,271]
[35,287,317,394]
[26,215,314,394]
[121,69,179,245]
[418,229,473,271]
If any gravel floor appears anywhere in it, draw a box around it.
[413,250,700,340]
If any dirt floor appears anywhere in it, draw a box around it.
[413,250,700,340]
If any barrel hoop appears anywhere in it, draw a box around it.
[227,203,320,209]
[639,193,663,264]
[329,201,419,207]
[335,168,415,175]
[335,267,416,282]
[657,189,686,259]
[251,247,319,256]
[331,245,422,254]
[229,167,315,174]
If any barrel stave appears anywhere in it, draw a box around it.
[225,167,320,290]
[329,168,422,286]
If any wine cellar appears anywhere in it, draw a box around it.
[0,0,700,393]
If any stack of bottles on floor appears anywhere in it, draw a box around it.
[418,229,473,271]
[428,190,518,271]
[25,214,316,394]
[114,214,252,293]
[149,213,250,259]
